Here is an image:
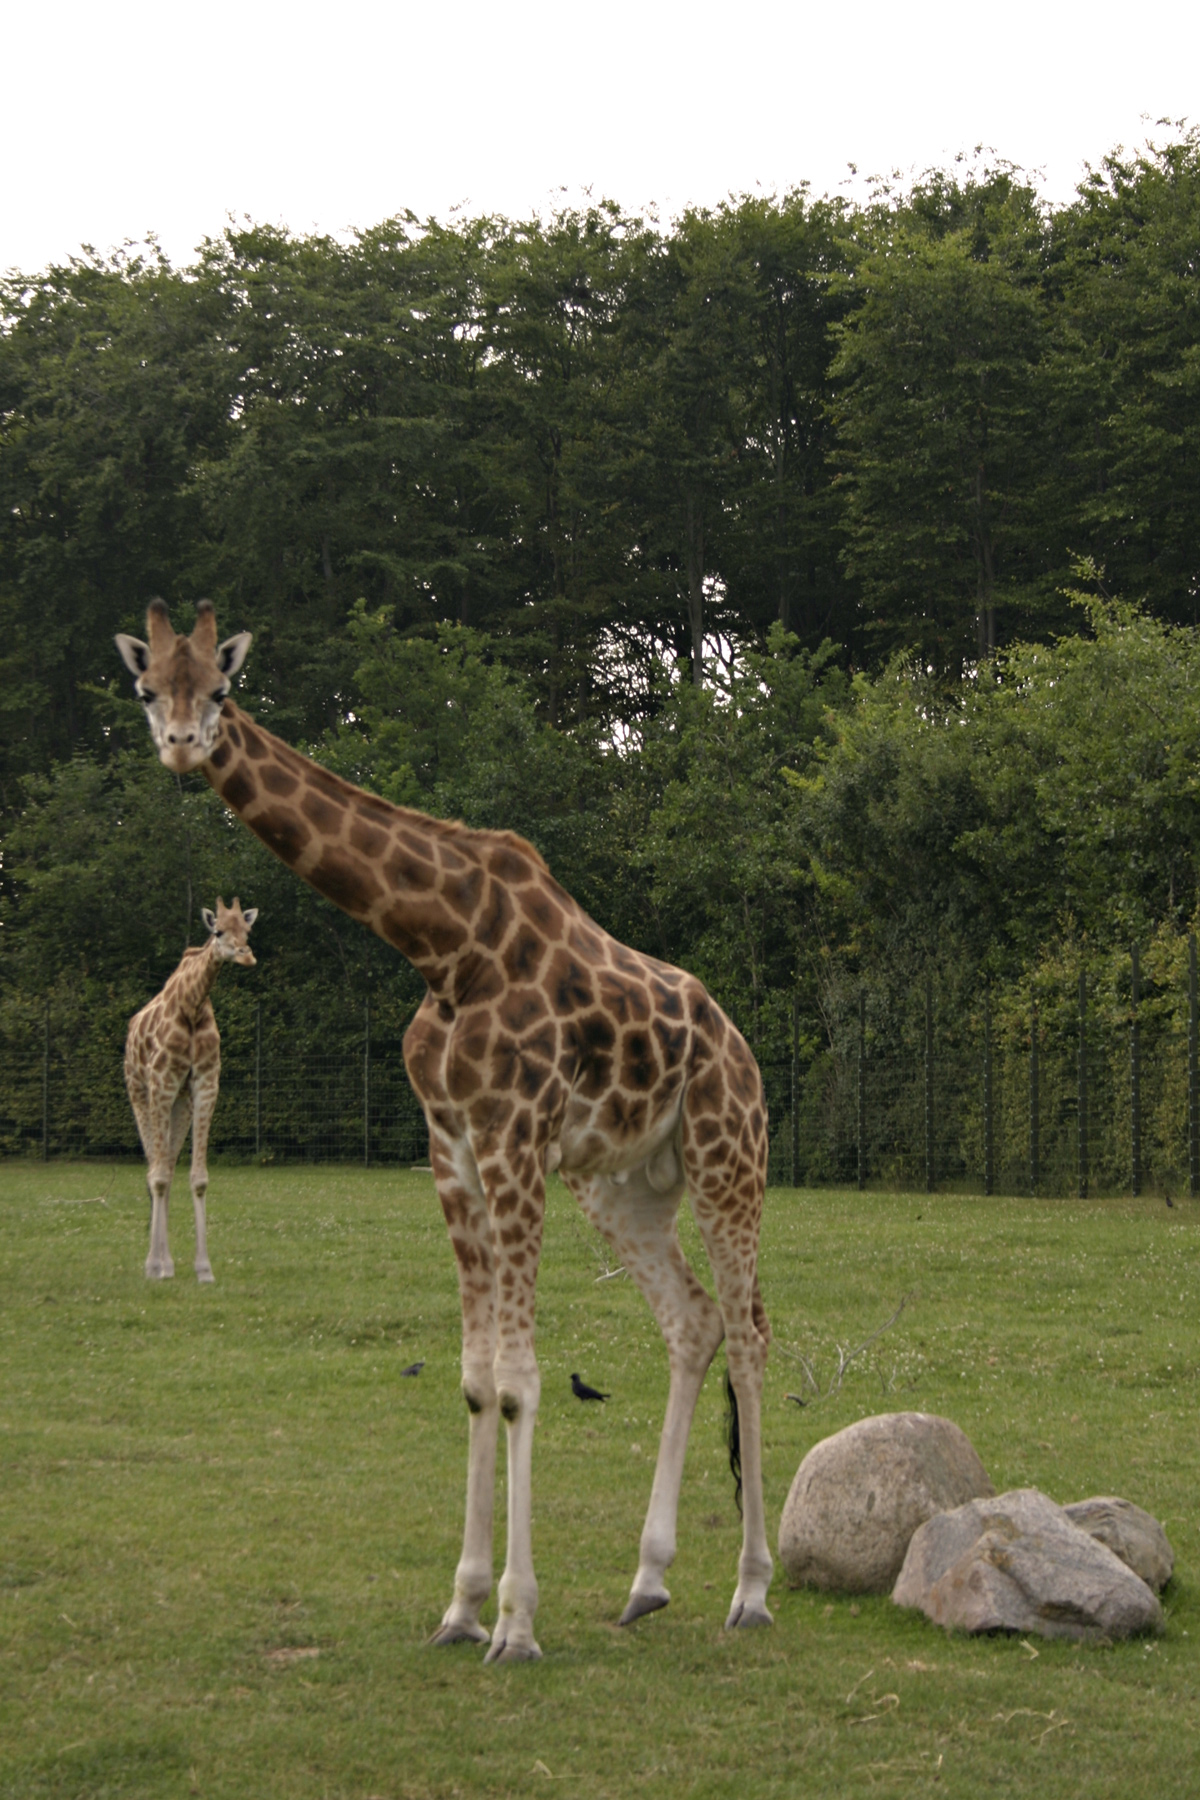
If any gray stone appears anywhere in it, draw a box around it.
[1063,1496,1174,1591]
[893,1487,1164,1642]
[777,1412,994,1595]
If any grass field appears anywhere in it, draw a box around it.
[1,1161,1198,1799]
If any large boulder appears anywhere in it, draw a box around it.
[1063,1497,1174,1592]
[777,1412,994,1594]
[893,1487,1164,1642]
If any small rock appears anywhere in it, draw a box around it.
[893,1487,1163,1642]
[1063,1497,1174,1591]
[778,1412,994,1594]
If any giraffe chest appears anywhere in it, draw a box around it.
[406,987,689,1181]
[129,1004,219,1083]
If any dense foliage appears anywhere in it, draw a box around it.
[4,132,1200,1090]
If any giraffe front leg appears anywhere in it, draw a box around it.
[428,1138,499,1649]
[145,1165,175,1279]
[428,1362,498,1647]
[478,1145,545,1665]
[142,1096,177,1280]
[484,1358,541,1664]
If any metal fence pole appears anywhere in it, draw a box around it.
[254,999,262,1161]
[790,992,799,1189]
[364,996,371,1169]
[983,993,994,1196]
[42,1001,50,1162]
[1030,1000,1040,1196]
[924,974,934,1194]
[1078,969,1089,1200]
[1190,936,1198,1199]
[857,991,866,1193]
[1131,946,1141,1198]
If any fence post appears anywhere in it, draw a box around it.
[1130,946,1141,1198]
[1078,969,1088,1199]
[254,999,262,1161]
[364,995,371,1169]
[983,993,994,1196]
[924,974,934,1194]
[1030,999,1040,1196]
[42,1000,50,1162]
[857,991,866,1193]
[1190,936,1198,1199]
[790,992,799,1189]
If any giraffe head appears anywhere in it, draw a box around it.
[115,600,252,774]
[201,897,259,967]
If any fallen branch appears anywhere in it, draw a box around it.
[779,1294,913,1406]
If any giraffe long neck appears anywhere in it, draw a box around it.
[166,938,220,1022]
[202,701,497,996]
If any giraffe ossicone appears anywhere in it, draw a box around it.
[117,601,774,1657]
[125,894,258,1282]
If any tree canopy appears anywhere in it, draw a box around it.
[5,133,1200,1087]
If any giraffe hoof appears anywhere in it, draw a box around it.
[428,1619,491,1647]
[619,1591,670,1626]
[145,1265,174,1280]
[195,1269,215,1284]
[483,1635,542,1664]
[725,1600,774,1630]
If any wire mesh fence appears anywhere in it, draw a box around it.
[4,946,1200,1192]
[0,998,429,1166]
[762,947,1200,1196]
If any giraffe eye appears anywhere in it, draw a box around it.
[139,689,156,704]
[212,687,228,703]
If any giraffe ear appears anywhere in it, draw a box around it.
[242,908,259,929]
[201,908,217,933]
[216,632,253,677]
[115,634,150,677]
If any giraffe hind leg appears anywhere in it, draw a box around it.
[685,1155,773,1629]
[570,1165,725,1627]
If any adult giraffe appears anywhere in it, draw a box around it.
[116,600,773,1661]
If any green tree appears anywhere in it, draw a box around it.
[1050,131,1200,622]
[0,245,234,787]
[706,192,855,654]
[831,169,1051,671]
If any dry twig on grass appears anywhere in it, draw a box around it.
[778,1294,913,1406]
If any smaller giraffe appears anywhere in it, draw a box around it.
[125,898,258,1282]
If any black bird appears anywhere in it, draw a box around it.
[571,1372,610,1402]
[399,1359,426,1377]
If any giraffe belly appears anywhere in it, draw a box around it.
[555,1093,684,1192]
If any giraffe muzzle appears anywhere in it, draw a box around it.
[160,735,210,774]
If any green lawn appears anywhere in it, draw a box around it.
[1,1162,1198,1798]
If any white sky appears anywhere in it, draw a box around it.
[5,0,1197,274]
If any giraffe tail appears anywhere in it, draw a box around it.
[724,1365,743,1518]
